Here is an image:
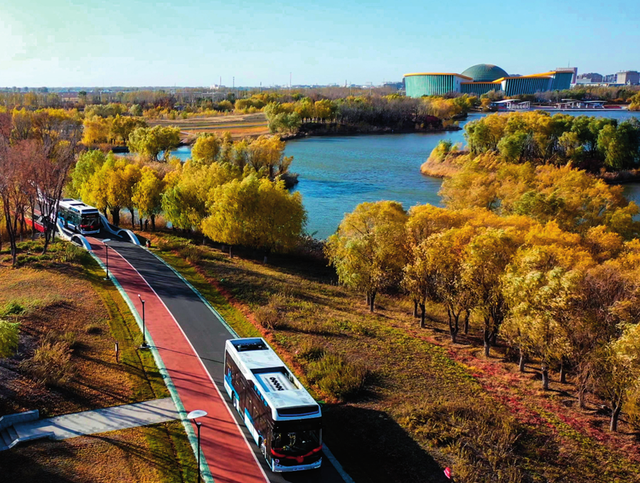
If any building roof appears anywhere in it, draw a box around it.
[460,64,509,82]
[403,73,473,80]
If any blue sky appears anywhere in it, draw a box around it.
[0,0,638,87]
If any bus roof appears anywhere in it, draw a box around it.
[225,338,320,420]
[59,198,100,214]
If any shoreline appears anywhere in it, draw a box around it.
[280,124,462,141]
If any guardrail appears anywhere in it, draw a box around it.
[99,214,141,246]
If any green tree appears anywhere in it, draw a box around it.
[325,201,408,312]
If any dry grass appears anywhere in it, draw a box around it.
[150,232,640,483]
[0,422,196,483]
[149,112,269,140]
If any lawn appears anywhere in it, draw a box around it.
[0,239,196,482]
[146,232,640,483]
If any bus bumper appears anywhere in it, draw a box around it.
[272,457,322,472]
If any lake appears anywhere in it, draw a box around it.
[168,110,640,239]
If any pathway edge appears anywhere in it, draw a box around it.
[88,251,214,483]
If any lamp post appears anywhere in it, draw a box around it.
[138,294,148,349]
[102,239,112,280]
[187,409,208,483]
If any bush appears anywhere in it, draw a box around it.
[307,353,368,401]
[42,330,79,351]
[296,340,326,362]
[0,320,20,358]
[20,341,74,386]
[179,244,202,265]
[61,243,90,263]
[86,323,103,335]
[254,293,288,330]
[2,301,25,317]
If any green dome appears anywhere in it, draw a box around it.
[461,64,509,82]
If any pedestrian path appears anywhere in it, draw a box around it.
[15,398,179,441]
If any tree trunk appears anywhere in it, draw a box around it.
[151,214,155,231]
[448,309,459,343]
[610,403,622,432]
[110,207,120,226]
[560,359,567,384]
[229,245,232,258]
[483,322,492,357]
[463,310,470,335]
[129,208,135,228]
[369,292,376,312]
[541,363,550,391]
[577,371,590,409]
[413,300,418,318]
[420,303,426,328]
[519,348,526,372]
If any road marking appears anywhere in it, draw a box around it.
[107,245,271,483]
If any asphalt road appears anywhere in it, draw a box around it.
[105,239,348,483]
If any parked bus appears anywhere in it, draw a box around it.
[58,198,101,235]
[224,338,323,472]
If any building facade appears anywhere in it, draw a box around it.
[404,64,575,98]
[616,71,640,85]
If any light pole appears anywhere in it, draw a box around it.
[187,409,208,483]
[102,239,112,280]
[138,294,148,349]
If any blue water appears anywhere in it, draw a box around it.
[165,111,640,239]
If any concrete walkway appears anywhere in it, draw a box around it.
[15,398,179,441]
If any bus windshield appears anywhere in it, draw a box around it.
[81,213,100,230]
[272,428,321,455]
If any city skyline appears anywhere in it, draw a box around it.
[0,0,639,87]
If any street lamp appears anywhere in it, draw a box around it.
[138,294,148,349]
[187,409,208,483]
[102,239,112,280]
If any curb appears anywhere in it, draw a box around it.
[88,252,214,483]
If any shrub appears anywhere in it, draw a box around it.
[42,330,79,351]
[2,301,25,317]
[254,293,288,330]
[20,341,74,386]
[296,340,326,362]
[179,244,202,265]
[307,353,368,401]
[86,323,103,335]
[61,243,90,263]
[0,320,20,358]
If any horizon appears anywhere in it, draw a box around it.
[1,0,639,87]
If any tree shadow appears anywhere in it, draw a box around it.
[320,404,449,483]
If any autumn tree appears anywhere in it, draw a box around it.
[191,132,222,167]
[127,125,181,161]
[0,319,20,358]
[132,166,165,231]
[202,175,306,256]
[325,201,408,312]
[463,228,518,356]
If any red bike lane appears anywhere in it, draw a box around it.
[88,239,268,483]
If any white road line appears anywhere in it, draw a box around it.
[106,245,271,483]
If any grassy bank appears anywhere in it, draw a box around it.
[145,232,640,483]
[0,239,196,482]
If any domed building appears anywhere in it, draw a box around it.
[460,64,509,82]
[404,64,574,98]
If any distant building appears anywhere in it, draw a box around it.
[616,71,640,85]
[577,72,603,82]
[557,67,578,83]
[603,74,617,83]
[404,63,575,97]
[382,81,404,90]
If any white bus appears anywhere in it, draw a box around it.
[58,199,101,235]
[224,338,323,472]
